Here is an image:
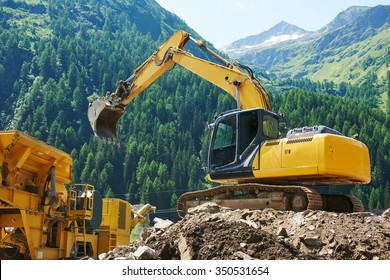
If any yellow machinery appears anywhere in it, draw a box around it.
[87,30,370,216]
[97,198,153,254]
[0,130,155,260]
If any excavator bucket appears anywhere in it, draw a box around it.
[88,99,124,142]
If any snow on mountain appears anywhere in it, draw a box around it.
[221,21,309,56]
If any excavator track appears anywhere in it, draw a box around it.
[177,184,364,218]
[321,193,365,213]
[177,184,323,218]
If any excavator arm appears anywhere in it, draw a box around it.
[88,30,271,142]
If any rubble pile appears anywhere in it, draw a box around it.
[98,203,390,260]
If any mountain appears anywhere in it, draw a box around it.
[221,21,310,58]
[318,6,370,33]
[0,0,389,214]
[224,5,390,85]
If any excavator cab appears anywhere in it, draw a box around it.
[208,108,279,180]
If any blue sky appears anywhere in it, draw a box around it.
[155,0,390,48]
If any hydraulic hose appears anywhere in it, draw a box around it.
[49,166,56,205]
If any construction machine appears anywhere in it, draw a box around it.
[88,30,370,217]
[0,130,155,259]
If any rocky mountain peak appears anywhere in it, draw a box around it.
[221,21,309,56]
[355,4,390,29]
[318,6,371,33]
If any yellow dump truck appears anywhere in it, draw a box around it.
[0,130,155,259]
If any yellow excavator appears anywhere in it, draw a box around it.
[88,30,370,217]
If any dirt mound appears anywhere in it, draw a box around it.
[100,203,390,260]
[143,212,314,260]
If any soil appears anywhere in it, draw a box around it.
[100,203,390,260]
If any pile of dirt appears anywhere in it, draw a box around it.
[99,203,390,260]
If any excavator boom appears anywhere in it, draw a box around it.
[88,30,271,142]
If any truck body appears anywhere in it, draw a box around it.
[0,130,154,259]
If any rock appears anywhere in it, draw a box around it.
[239,219,259,229]
[98,253,107,260]
[80,256,94,260]
[103,252,115,260]
[303,235,323,248]
[153,217,174,229]
[382,209,390,218]
[277,227,288,237]
[187,202,221,215]
[133,246,157,260]
[234,251,256,260]
[178,234,193,260]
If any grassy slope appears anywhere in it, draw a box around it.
[275,27,390,84]
[310,28,390,83]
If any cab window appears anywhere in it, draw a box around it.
[211,117,236,167]
[262,114,279,139]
